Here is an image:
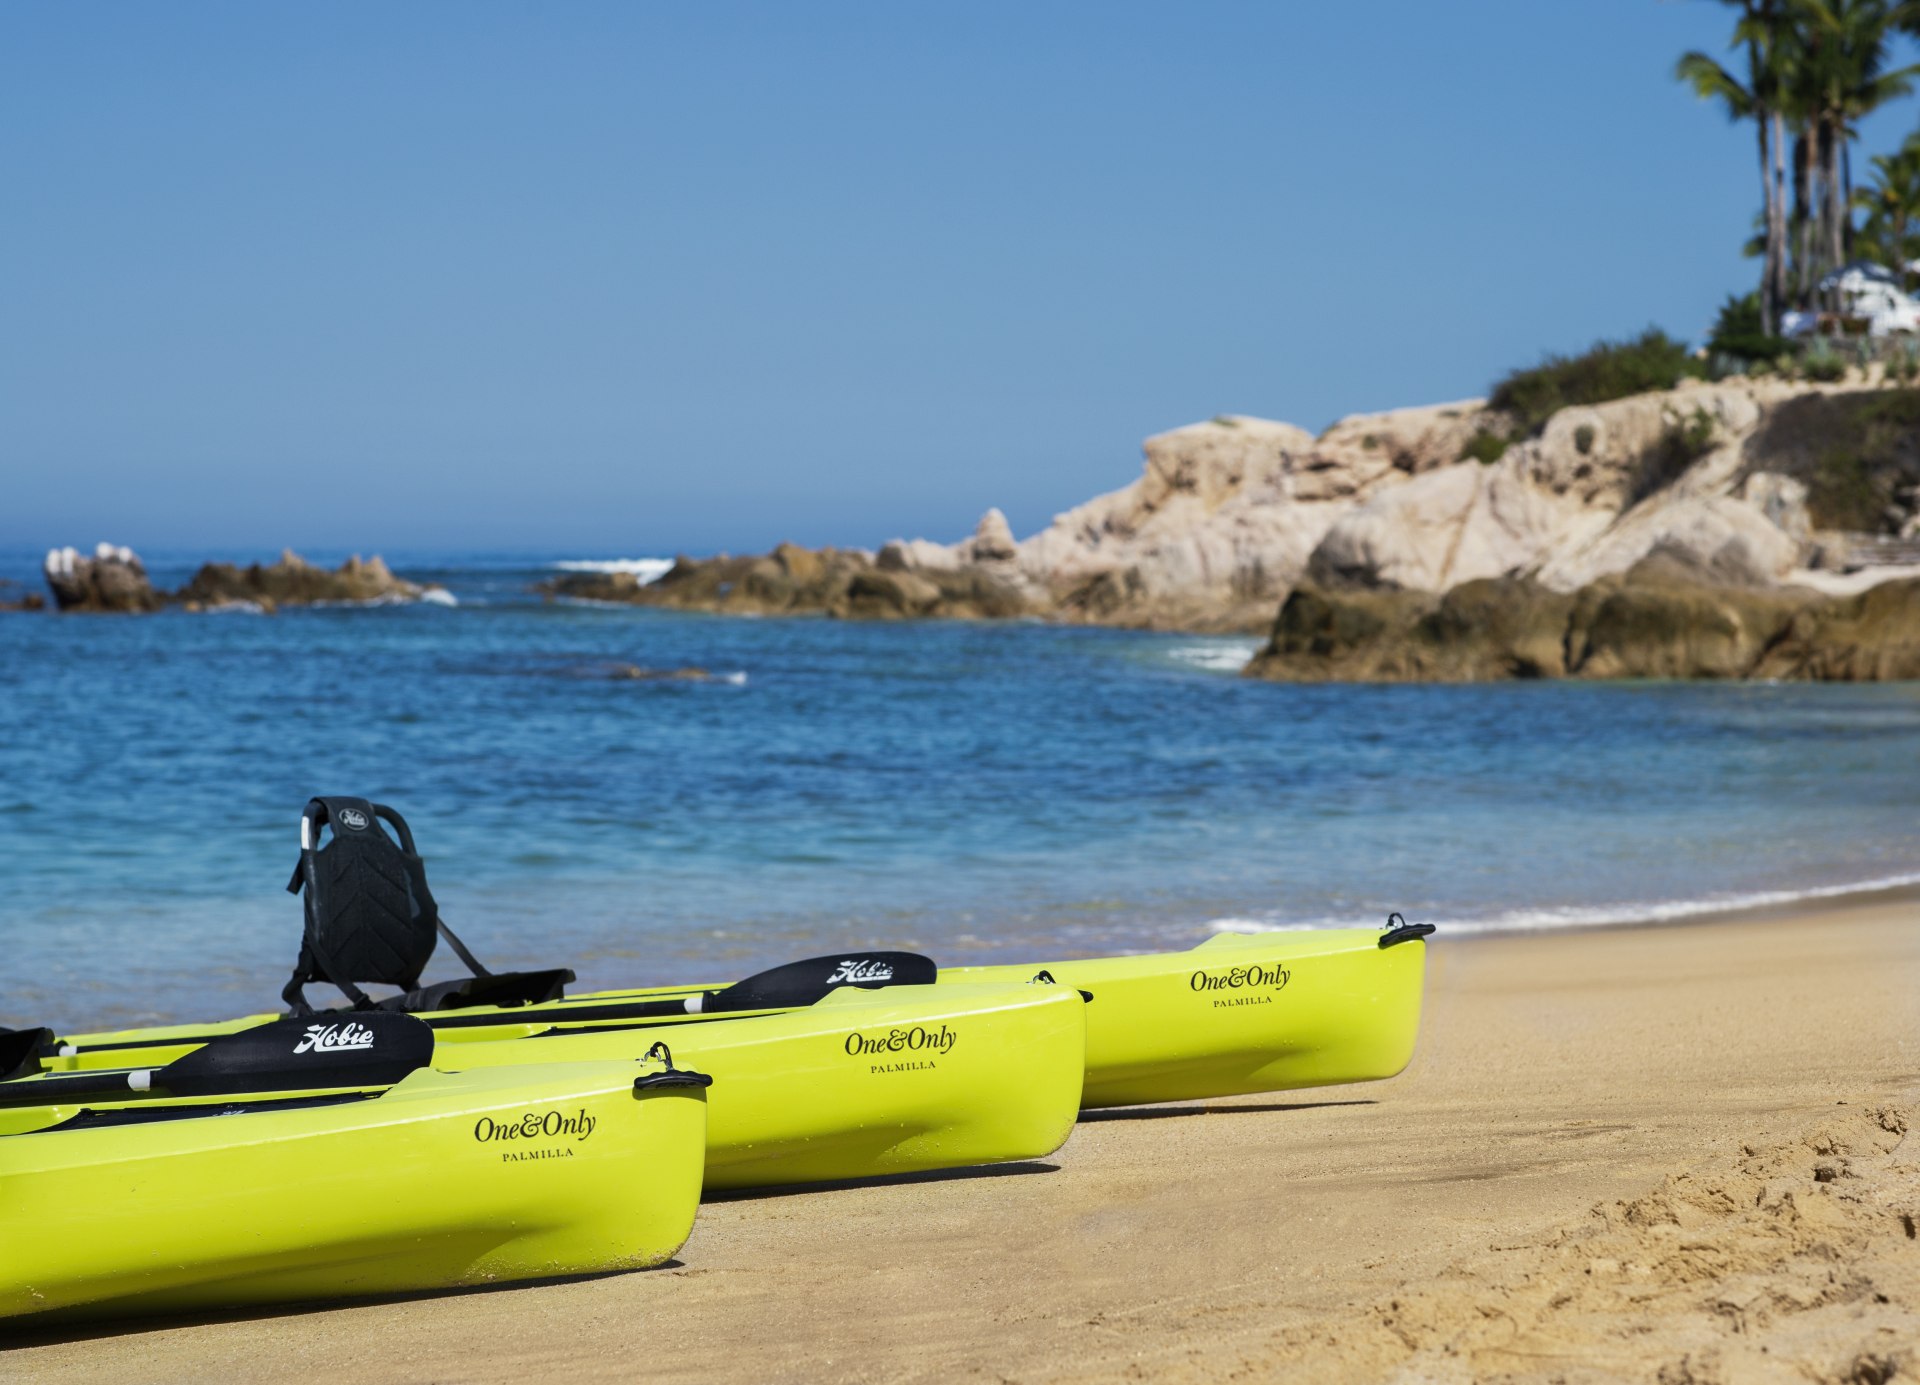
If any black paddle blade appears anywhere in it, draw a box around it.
[707,951,937,1013]
[162,1012,435,1097]
[0,1027,52,1083]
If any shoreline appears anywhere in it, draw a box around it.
[6,891,1915,1381]
[1202,875,1920,946]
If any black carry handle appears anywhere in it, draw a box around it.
[1027,971,1095,1003]
[1378,913,1437,948]
[0,1012,434,1109]
[632,1040,715,1091]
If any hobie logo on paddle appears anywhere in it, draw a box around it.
[827,958,894,985]
[335,807,370,831]
[293,1021,376,1055]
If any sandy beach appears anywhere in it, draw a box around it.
[5,892,1915,1384]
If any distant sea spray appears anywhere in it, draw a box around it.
[551,558,673,584]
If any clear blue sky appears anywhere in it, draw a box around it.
[4,3,1917,555]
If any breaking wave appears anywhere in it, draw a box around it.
[551,558,673,584]
[1205,870,1920,939]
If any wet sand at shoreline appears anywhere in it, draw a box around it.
[6,891,1916,1383]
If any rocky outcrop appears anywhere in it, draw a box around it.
[1245,554,1920,682]
[1302,380,1920,604]
[32,545,446,613]
[42,544,162,612]
[176,551,444,611]
[543,542,1035,622]
[537,371,1920,663]
[0,583,46,612]
[987,405,1492,630]
[559,404,1503,630]
[1753,572,1920,679]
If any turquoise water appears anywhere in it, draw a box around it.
[2,548,1917,1030]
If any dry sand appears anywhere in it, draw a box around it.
[5,892,1916,1383]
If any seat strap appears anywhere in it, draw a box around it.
[436,920,493,979]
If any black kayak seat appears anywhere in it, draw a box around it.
[282,797,574,1015]
[0,1027,51,1083]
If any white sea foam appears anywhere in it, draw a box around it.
[1164,639,1262,674]
[201,599,268,616]
[1205,870,1920,939]
[552,558,674,584]
[549,595,639,610]
[306,591,454,609]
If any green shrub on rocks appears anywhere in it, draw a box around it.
[1705,292,1792,365]
[1460,430,1511,465]
[1810,392,1920,530]
[1745,391,1920,531]
[1803,339,1847,382]
[1489,329,1701,436]
[1629,408,1718,504]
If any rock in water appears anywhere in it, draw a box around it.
[540,547,1032,621]
[177,550,442,608]
[1246,558,1920,683]
[42,543,161,612]
[1753,575,1920,680]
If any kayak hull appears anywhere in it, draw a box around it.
[453,984,1089,1191]
[945,929,1428,1108]
[0,1063,707,1323]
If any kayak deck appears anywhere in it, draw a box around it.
[20,985,1090,1192]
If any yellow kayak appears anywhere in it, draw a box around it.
[435,983,1087,1190]
[15,983,1088,1190]
[0,1017,709,1324]
[943,925,1430,1107]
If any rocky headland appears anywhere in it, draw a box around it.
[547,369,1920,680]
[1248,555,1920,682]
[32,545,446,613]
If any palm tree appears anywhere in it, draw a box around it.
[1855,132,1920,275]
[1678,1,1794,331]
[1788,0,1920,290]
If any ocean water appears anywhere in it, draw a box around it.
[2,547,1917,1030]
